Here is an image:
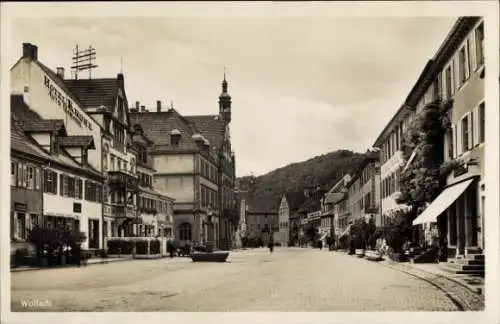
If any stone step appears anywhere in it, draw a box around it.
[442,262,484,271]
[455,259,485,266]
[439,263,485,276]
[466,254,484,261]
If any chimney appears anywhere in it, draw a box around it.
[140,105,146,113]
[156,100,161,112]
[135,101,140,111]
[56,67,65,79]
[22,43,38,60]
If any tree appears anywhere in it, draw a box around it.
[397,99,454,222]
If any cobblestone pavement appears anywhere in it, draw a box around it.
[11,248,460,312]
[381,260,484,311]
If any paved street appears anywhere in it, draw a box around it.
[11,248,459,312]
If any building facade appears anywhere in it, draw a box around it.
[131,124,175,237]
[11,95,104,250]
[130,76,237,249]
[409,18,485,258]
[372,17,485,260]
[10,44,107,249]
[275,194,290,246]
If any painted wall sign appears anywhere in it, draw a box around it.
[43,75,93,130]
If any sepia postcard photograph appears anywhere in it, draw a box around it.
[1,1,499,324]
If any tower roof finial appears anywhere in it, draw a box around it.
[224,65,226,81]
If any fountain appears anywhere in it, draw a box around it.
[191,209,229,262]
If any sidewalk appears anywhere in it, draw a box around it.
[389,261,484,295]
[12,256,138,273]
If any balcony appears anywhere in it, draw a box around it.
[363,204,379,214]
[138,207,158,215]
[108,170,138,189]
[112,205,137,218]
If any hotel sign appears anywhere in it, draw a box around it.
[43,75,93,130]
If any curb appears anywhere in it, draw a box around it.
[384,260,484,296]
[11,257,136,273]
[383,262,466,311]
[380,261,484,311]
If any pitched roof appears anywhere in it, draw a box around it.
[22,119,66,133]
[10,96,101,178]
[64,78,119,109]
[59,136,95,149]
[11,118,51,160]
[129,109,201,153]
[183,115,226,149]
[238,191,278,214]
[285,191,307,211]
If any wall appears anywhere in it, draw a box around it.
[153,154,194,174]
[155,175,194,203]
[10,58,103,172]
[43,167,102,249]
[31,133,50,149]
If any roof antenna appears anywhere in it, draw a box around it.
[170,100,174,110]
[120,56,123,74]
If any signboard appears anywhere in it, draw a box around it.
[43,75,93,130]
[14,203,27,212]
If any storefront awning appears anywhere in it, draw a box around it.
[412,179,474,226]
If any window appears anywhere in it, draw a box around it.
[43,169,58,194]
[458,46,467,84]
[462,116,469,154]
[84,180,102,202]
[475,23,484,68]
[444,66,452,99]
[35,168,41,190]
[479,102,485,143]
[110,155,115,171]
[179,222,192,241]
[447,130,454,159]
[68,176,75,197]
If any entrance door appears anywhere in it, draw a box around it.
[457,195,466,255]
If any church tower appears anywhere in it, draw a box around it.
[218,70,232,123]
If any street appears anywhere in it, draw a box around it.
[11,248,459,312]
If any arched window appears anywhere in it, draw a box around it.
[102,144,109,170]
[179,222,192,241]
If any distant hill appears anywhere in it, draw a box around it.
[237,150,366,212]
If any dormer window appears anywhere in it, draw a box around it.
[171,129,181,146]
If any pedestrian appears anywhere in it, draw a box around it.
[167,239,174,258]
[74,243,81,268]
[268,234,274,254]
[318,240,323,250]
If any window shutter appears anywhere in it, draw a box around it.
[23,165,28,187]
[35,168,40,190]
[53,171,58,194]
[472,105,479,146]
[43,169,48,192]
[467,112,473,150]
[456,121,462,155]
[79,179,83,199]
[60,174,64,196]
[452,124,457,158]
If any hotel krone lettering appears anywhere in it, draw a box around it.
[43,75,93,130]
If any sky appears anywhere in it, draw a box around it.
[8,16,457,177]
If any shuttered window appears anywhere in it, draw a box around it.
[452,124,457,158]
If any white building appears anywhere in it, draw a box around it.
[11,43,106,249]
